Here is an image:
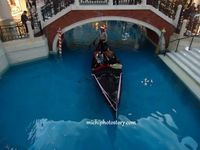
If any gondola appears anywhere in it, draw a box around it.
[91,48,122,119]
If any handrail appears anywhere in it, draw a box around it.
[41,0,74,21]
[168,34,200,52]
[0,22,28,42]
[169,34,200,43]
[0,20,43,42]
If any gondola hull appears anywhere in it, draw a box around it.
[91,51,122,118]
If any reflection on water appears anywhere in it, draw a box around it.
[28,118,113,150]
[28,113,198,150]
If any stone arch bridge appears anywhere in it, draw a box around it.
[41,5,181,51]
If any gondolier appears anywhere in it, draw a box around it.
[98,25,108,52]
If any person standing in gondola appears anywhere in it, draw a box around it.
[98,25,108,52]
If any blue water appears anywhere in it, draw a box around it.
[0,21,200,150]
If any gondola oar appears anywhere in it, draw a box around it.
[89,36,98,49]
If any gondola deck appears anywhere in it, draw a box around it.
[91,50,122,119]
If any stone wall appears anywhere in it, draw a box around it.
[0,36,49,76]
[3,36,49,65]
[0,41,9,76]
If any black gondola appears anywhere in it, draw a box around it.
[91,48,122,119]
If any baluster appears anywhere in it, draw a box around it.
[109,0,113,5]
[17,24,22,39]
[188,36,195,51]
[175,39,180,52]
[141,0,146,5]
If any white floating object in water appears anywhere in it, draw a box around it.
[144,82,147,86]
[172,108,177,113]
[128,113,132,116]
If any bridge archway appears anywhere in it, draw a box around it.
[52,16,164,52]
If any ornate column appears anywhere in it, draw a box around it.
[0,0,12,20]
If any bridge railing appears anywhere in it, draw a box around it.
[0,22,28,42]
[41,0,74,21]
[79,0,142,5]
[113,0,141,5]
[79,0,108,5]
[36,0,180,22]
[0,21,43,42]
[147,0,178,20]
[24,0,192,46]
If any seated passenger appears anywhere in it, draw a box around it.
[104,48,114,58]
[95,51,104,64]
[104,48,117,64]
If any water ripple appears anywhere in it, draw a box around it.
[27,114,198,150]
